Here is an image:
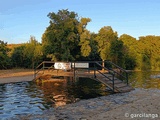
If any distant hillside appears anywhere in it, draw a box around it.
[7,44,23,49]
[7,44,24,56]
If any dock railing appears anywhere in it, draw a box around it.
[34,61,129,91]
[34,61,55,79]
[103,61,128,85]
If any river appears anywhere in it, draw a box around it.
[0,71,160,119]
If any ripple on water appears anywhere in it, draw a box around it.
[0,78,110,119]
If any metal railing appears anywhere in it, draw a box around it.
[104,61,128,85]
[34,61,55,79]
[93,62,115,92]
[34,61,129,91]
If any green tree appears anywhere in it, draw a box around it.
[11,45,25,67]
[119,34,160,70]
[119,34,137,69]
[124,54,136,70]
[78,32,100,61]
[78,18,92,57]
[79,29,91,57]
[0,40,11,69]
[42,9,82,61]
[138,35,160,70]
[89,33,100,60]
[110,39,125,67]
[96,26,118,67]
[23,36,42,68]
[11,36,43,68]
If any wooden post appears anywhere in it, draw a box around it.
[94,62,96,78]
[43,62,45,74]
[112,73,115,93]
[102,60,105,71]
[34,66,36,80]
[126,72,128,85]
[74,62,75,80]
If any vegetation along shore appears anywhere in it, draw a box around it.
[1,9,160,71]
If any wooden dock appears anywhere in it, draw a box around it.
[34,69,134,93]
[90,74,134,93]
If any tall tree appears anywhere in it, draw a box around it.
[79,29,91,57]
[42,9,83,61]
[89,33,100,60]
[110,39,125,67]
[119,34,137,69]
[96,26,118,67]
[78,18,91,57]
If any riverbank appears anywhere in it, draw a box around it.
[1,70,160,119]
[15,88,160,120]
[0,69,34,84]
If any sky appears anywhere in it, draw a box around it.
[0,0,160,44]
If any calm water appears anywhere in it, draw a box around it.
[0,71,160,119]
[0,77,109,119]
[129,71,160,89]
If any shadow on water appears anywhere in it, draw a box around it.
[129,71,160,89]
[0,77,110,119]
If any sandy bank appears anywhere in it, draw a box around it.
[0,69,34,84]
[15,88,160,120]
[0,75,34,84]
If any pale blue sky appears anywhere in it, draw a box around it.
[0,0,160,43]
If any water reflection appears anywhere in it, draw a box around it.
[1,71,159,119]
[129,71,160,89]
[34,77,109,107]
[35,78,72,107]
[0,77,109,119]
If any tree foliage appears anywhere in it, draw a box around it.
[110,39,125,67]
[79,30,91,57]
[119,34,160,70]
[42,9,81,61]
[96,26,118,61]
[11,36,43,68]
[11,45,25,68]
[119,34,138,69]
[0,40,11,69]
[1,9,160,71]
[138,36,160,70]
